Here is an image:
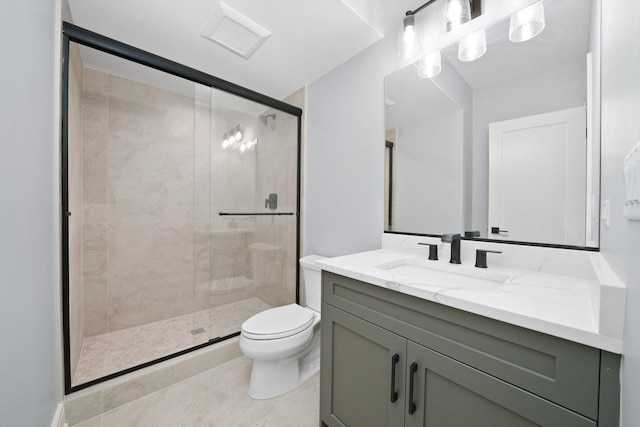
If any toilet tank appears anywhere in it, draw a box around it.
[299,255,326,312]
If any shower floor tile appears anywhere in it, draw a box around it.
[73,296,272,386]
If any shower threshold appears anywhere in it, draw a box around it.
[72,296,271,386]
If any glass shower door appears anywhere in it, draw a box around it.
[197,85,300,342]
[63,23,301,392]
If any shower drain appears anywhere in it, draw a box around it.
[190,328,206,335]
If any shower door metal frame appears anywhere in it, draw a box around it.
[60,22,303,394]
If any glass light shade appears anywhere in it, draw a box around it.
[398,15,422,59]
[458,29,486,62]
[235,128,243,140]
[418,50,442,79]
[509,1,545,42]
[443,0,471,32]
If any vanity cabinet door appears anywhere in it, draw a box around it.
[321,304,407,427]
[404,341,596,427]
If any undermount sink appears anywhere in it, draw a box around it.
[374,258,511,291]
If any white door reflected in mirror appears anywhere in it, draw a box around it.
[488,107,587,246]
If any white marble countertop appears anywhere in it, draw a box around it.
[317,249,623,353]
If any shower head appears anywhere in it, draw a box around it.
[259,113,276,125]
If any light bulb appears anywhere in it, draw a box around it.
[398,15,422,59]
[443,0,471,32]
[418,50,442,78]
[458,29,486,62]
[235,128,242,140]
[509,1,545,43]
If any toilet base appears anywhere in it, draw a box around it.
[248,357,301,400]
[246,333,321,400]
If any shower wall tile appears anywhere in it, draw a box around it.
[209,230,253,283]
[82,68,109,206]
[108,270,194,331]
[107,204,194,275]
[84,276,109,337]
[69,42,85,379]
[106,204,194,330]
[252,89,303,308]
[82,68,198,335]
[193,99,211,315]
[83,204,108,336]
[82,68,110,338]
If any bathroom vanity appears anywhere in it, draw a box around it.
[318,245,623,427]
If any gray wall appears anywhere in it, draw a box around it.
[0,0,62,425]
[395,110,464,232]
[600,1,640,425]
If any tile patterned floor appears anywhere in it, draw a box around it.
[73,297,272,385]
[74,356,320,427]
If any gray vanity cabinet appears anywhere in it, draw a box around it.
[321,304,406,427]
[405,341,594,427]
[320,271,620,427]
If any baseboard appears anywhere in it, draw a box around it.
[51,402,66,427]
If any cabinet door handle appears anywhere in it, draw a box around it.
[408,362,418,415]
[390,353,400,403]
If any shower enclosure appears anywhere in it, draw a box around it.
[61,23,302,393]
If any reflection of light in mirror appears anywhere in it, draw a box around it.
[221,125,248,151]
[458,29,486,62]
[418,50,442,78]
[443,0,471,32]
[509,1,545,43]
[399,15,422,59]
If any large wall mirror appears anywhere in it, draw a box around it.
[384,0,600,248]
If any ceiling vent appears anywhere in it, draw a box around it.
[201,2,271,60]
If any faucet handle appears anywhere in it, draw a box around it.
[475,249,502,269]
[417,243,438,260]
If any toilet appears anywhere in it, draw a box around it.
[239,254,325,399]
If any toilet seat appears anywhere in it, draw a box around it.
[241,304,314,340]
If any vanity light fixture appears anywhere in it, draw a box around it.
[417,50,442,78]
[509,1,545,43]
[443,0,471,32]
[398,14,422,59]
[397,0,481,59]
[458,28,486,62]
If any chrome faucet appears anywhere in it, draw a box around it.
[441,234,461,264]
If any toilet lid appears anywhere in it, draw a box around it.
[241,304,314,340]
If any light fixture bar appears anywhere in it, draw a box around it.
[404,0,481,19]
[405,0,438,17]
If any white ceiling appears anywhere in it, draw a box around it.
[66,0,384,102]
